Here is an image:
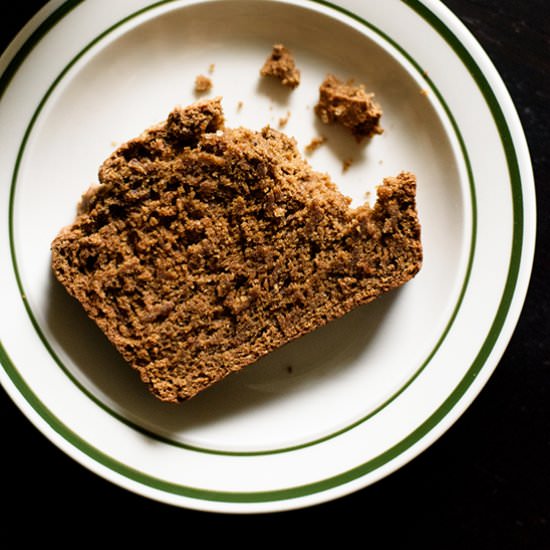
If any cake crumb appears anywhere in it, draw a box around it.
[208,63,215,74]
[237,100,243,111]
[260,44,300,89]
[342,158,354,172]
[305,136,327,154]
[278,111,291,128]
[194,74,212,93]
[420,88,429,97]
[315,74,383,142]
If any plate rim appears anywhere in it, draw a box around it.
[0,0,536,511]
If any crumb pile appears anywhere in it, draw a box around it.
[51,98,421,403]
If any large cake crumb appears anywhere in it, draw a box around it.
[260,44,300,89]
[315,74,383,141]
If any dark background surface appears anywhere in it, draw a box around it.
[1,1,548,545]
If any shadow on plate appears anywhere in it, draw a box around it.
[311,114,370,169]
[255,75,293,105]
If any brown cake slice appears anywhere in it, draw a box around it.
[51,98,422,403]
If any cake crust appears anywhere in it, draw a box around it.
[51,98,422,403]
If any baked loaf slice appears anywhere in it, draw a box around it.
[51,98,422,403]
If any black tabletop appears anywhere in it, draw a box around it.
[1,1,548,545]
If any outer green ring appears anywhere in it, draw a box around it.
[0,0,525,505]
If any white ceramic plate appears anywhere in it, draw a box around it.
[0,0,535,513]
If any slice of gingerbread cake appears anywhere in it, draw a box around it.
[51,98,422,403]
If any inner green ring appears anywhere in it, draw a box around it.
[6,0,475,457]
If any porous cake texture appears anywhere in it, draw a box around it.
[51,98,422,403]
